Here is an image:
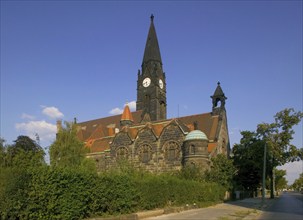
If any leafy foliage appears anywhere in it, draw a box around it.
[0,136,45,168]
[292,173,303,191]
[257,108,302,198]
[205,154,236,191]
[176,164,205,181]
[137,173,225,210]
[49,121,88,168]
[274,169,287,191]
[0,166,225,219]
[257,108,303,167]
[232,108,302,198]
[0,138,6,167]
[232,131,268,191]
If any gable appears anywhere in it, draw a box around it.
[77,110,142,141]
[159,120,186,144]
[111,131,132,147]
[177,112,219,142]
[136,126,157,142]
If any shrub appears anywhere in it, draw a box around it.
[136,173,225,210]
[0,166,225,219]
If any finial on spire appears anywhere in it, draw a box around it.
[217,81,220,86]
[150,14,154,22]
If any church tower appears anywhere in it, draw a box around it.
[211,82,227,115]
[136,15,167,122]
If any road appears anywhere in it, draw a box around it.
[258,191,303,220]
[143,199,262,220]
[143,192,303,220]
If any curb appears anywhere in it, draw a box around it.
[136,209,164,219]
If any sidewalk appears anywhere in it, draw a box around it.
[87,197,278,220]
[138,197,278,220]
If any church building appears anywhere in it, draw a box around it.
[60,15,230,172]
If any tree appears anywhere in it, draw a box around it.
[232,108,302,198]
[257,108,303,198]
[205,154,236,191]
[292,173,303,191]
[274,169,287,191]
[232,131,268,193]
[0,138,6,167]
[49,121,88,168]
[2,136,45,168]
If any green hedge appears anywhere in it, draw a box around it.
[136,174,225,210]
[0,167,225,219]
[0,167,98,219]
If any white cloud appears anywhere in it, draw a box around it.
[125,101,136,111]
[21,113,35,120]
[15,120,57,143]
[110,101,136,115]
[41,106,64,119]
[109,107,123,115]
[278,161,303,185]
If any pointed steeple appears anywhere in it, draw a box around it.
[136,14,167,122]
[142,14,162,66]
[120,104,134,127]
[211,82,227,114]
[213,82,225,97]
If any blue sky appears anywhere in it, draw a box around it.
[1,0,302,184]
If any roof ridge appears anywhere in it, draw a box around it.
[78,110,143,125]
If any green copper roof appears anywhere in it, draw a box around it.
[185,130,208,141]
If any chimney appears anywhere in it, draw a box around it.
[107,124,115,136]
[56,120,62,133]
[194,121,198,130]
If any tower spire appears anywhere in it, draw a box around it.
[211,82,227,115]
[136,15,167,122]
[142,14,162,66]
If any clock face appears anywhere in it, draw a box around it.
[159,79,164,89]
[142,77,151,87]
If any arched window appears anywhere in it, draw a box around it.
[190,144,196,154]
[116,147,129,160]
[138,144,152,163]
[163,141,181,161]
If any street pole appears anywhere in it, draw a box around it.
[262,141,267,203]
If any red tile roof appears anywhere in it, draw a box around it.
[78,110,220,154]
[78,110,142,141]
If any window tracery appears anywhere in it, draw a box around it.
[116,147,129,160]
[138,144,153,163]
[163,141,181,161]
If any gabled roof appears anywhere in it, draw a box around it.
[88,124,105,140]
[78,110,142,141]
[79,110,222,154]
[177,112,219,142]
[90,138,112,153]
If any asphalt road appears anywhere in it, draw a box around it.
[258,191,303,220]
[143,199,262,220]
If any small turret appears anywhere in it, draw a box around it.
[211,82,227,115]
[120,104,134,127]
[183,130,209,169]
